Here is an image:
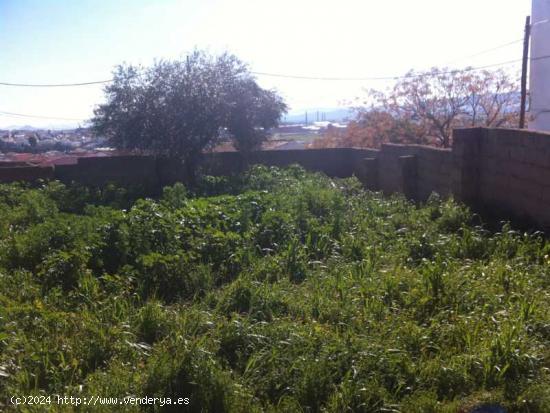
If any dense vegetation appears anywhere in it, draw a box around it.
[0,166,549,412]
[92,50,287,177]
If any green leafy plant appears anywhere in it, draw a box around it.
[0,167,548,412]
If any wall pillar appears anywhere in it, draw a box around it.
[362,157,379,190]
[398,155,417,200]
[451,128,483,205]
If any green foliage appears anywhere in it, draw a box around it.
[0,167,549,412]
[92,50,287,176]
[135,253,213,302]
[38,249,90,292]
[161,182,188,209]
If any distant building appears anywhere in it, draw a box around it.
[529,0,550,131]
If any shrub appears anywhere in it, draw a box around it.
[135,300,172,344]
[161,182,188,209]
[135,253,213,302]
[37,249,90,292]
[0,166,549,412]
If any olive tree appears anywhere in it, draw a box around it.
[92,50,287,177]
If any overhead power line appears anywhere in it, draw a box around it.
[1,53,549,122]
[444,38,523,65]
[0,79,113,88]
[0,53,534,88]
[252,53,550,81]
[250,60,521,81]
[0,58,521,87]
[0,110,87,122]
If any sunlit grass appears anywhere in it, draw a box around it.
[0,166,548,412]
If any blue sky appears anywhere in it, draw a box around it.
[0,0,530,127]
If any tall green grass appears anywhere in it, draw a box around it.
[0,165,548,412]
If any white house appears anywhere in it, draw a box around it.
[529,0,550,131]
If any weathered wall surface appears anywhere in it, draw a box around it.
[355,143,453,200]
[157,148,378,187]
[476,128,550,226]
[2,127,550,228]
[55,156,160,193]
[0,164,54,183]
[204,148,378,178]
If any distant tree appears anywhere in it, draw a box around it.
[92,50,287,177]
[28,135,38,147]
[311,110,426,149]
[224,79,288,153]
[313,67,519,148]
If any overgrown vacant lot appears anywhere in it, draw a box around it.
[0,166,549,412]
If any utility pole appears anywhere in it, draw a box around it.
[520,15,531,129]
[305,111,308,125]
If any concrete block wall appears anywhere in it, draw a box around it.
[201,148,378,179]
[450,128,482,204]
[365,143,453,200]
[158,148,380,185]
[0,164,54,183]
[476,128,550,227]
[349,127,550,228]
[376,144,407,194]
[1,127,550,229]
[55,155,160,193]
[0,149,378,188]
[414,146,453,200]
[370,128,550,228]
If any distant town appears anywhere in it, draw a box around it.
[0,108,351,165]
[0,127,112,165]
[0,127,106,153]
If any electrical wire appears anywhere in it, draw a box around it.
[2,53,550,122]
[250,59,521,81]
[0,46,532,87]
[443,39,523,65]
[0,59,519,85]
[0,79,114,88]
[0,110,87,122]
[251,54,550,81]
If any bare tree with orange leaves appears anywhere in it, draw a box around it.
[312,67,520,149]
